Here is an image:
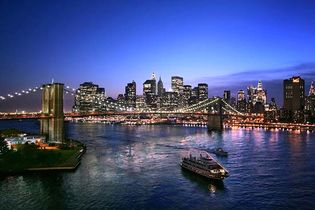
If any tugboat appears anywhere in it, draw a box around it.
[214,148,228,157]
[180,152,229,180]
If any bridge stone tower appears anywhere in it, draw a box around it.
[40,83,65,143]
[208,98,223,131]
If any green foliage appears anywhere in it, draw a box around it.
[0,144,83,173]
[0,137,9,155]
[0,128,26,137]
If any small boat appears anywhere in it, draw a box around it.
[214,148,228,157]
[180,152,229,180]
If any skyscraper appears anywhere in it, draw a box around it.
[305,81,315,122]
[143,73,157,95]
[116,94,125,108]
[223,90,231,104]
[189,86,199,105]
[247,80,267,113]
[283,76,305,122]
[309,81,315,96]
[237,90,246,112]
[151,72,157,95]
[143,73,157,108]
[143,80,156,96]
[157,77,164,96]
[73,82,106,112]
[265,97,278,122]
[198,83,208,101]
[161,91,179,110]
[183,85,192,106]
[171,76,183,93]
[283,76,305,111]
[125,80,136,108]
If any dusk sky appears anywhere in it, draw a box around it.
[1,0,315,111]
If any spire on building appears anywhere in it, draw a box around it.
[257,80,262,90]
[157,76,164,96]
[309,81,315,96]
[151,72,156,80]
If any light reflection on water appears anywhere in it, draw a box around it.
[0,120,315,209]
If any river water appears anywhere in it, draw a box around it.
[0,120,315,210]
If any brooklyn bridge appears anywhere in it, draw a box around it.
[0,82,267,138]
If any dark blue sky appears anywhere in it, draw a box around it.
[1,0,315,111]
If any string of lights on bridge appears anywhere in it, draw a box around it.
[0,84,127,111]
[0,86,42,101]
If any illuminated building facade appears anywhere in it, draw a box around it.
[189,87,199,105]
[157,77,165,96]
[223,90,231,104]
[125,80,136,108]
[136,95,146,110]
[161,91,179,110]
[265,97,278,122]
[283,76,305,111]
[73,82,106,113]
[237,90,246,112]
[117,94,125,107]
[183,85,192,106]
[171,76,183,93]
[198,83,208,101]
[247,80,267,113]
[143,73,157,109]
[305,81,315,122]
[283,76,305,122]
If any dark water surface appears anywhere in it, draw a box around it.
[0,120,315,209]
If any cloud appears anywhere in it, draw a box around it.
[192,62,315,105]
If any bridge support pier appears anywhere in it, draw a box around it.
[207,98,223,132]
[208,114,223,131]
[40,83,65,143]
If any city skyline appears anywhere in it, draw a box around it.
[0,71,315,112]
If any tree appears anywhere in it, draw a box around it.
[0,137,9,154]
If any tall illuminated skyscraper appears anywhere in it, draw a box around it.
[247,80,267,113]
[157,77,164,96]
[237,90,246,112]
[143,73,157,108]
[305,81,315,122]
[183,85,192,106]
[198,83,208,101]
[282,76,305,122]
[125,80,136,108]
[73,82,106,112]
[283,76,305,111]
[171,76,183,93]
[223,90,231,104]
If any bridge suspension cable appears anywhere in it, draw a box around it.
[0,85,42,101]
[221,99,244,115]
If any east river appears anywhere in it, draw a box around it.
[0,120,315,210]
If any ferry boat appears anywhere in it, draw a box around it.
[214,148,228,157]
[180,152,229,180]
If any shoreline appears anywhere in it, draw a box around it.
[67,120,315,132]
[0,138,86,176]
